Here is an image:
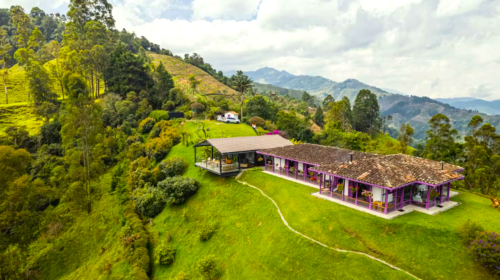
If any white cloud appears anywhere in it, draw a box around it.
[192,0,261,20]
[12,0,500,100]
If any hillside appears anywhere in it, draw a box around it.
[380,94,500,140]
[436,97,500,115]
[252,81,307,100]
[226,67,391,101]
[150,53,239,98]
[0,103,42,135]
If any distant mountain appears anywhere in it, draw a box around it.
[435,98,500,115]
[381,88,407,95]
[380,95,500,140]
[251,81,307,100]
[225,67,391,101]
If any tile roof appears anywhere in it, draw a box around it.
[258,144,463,188]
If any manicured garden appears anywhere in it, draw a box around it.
[239,170,500,280]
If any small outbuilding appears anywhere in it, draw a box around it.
[194,135,292,176]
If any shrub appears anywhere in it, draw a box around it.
[157,176,199,204]
[155,243,176,265]
[149,120,174,139]
[198,254,218,279]
[150,110,170,121]
[127,142,145,160]
[249,116,265,126]
[469,231,500,275]
[146,137,174,161]
[126,135,142,145]
[133,247,150,273]
[458,220,485,244]
[134,187,167,218]
[198,224,215,241]
[138,117,156,133]
[190,102,205,113]
[159,157,187,177]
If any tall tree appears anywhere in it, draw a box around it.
[322,94,334,110]
[352,89,380,134]
[398,123,414,154]
[245,95,278,121]
[232,70,252,118]
[0,27,12,104]
[313,105,324,128]
[324,97,352,132]
[422,114,459,162]
[103,44,152,98]
[46,40,65,99]
[60,73,104,213]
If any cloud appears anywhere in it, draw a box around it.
[468,84,493,99]
[192,0,261,20]
[14,0,500,100]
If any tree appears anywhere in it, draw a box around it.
[324,97,352,132]
[35,101,58,123]
[232,71,252,118]
[245,95,278,121]
[104,45,152,98]
[381,115,393,134]
[188,75,200,93]
[0,146,32,196]
[352,90,380,134]
[322,94,334,110]
[313,105,324,128]
[46,41,65,99]
[398,123,414,154]
[0,27,12,104]
[60,75,105,213]
[151,62,174,109]
[422,114,458,162]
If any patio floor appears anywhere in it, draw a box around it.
[263,169,461,220]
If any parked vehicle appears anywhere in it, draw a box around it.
[225,117,240,124]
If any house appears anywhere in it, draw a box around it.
[193,135,293,176]
[257,143,464,217]
[224,111,239,120]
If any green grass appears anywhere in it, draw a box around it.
[373,132,415,155]
[239,171,500,280]
[0,103,42,135]
[25,173,135,279]
[149,121,414,279]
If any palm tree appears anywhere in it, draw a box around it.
[232,70,253,118]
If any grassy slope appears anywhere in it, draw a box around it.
[0,103,42,135]
[239,171,500,280]
[26,173,135,279]
[149,53,239,97]
[373,132,415,155]
[150,121,412,280]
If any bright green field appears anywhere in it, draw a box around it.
[239,171,500,280]
[149,121,413,279]
[0,103,42,135]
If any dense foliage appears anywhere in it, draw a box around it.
[469,231,500,275]
[157,176,199,204]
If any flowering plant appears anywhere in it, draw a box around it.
[308,171,314,176]
[349,185,359,192]
[337,183,344,192]
[284,165,289,169]
[276,163,279,166]
[289,167,296,173]
[361,190,373,197]
[429,189,440,200]
[311,177,317,182]
[469,231,500,275]
[257,157,263,162]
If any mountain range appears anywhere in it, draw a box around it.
[435,98,500,115]
[226,67,500,140]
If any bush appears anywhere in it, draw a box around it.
[150,110,170,121]
[138,117,156,133]
[146,137,174,161]
[149,120,174,139]
[198,254,218,279]
[126,135,142,145]
[127,142,145,160]
[469,231,500,275]
[159,157,187,177]
[133,247,150,273]
[198,224,215,241]
[248,116,265,126]
[155,243,176,265]
[157,176,199,204]
[134,187,167,218]
[458,220,485,244]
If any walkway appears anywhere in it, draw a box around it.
[236,172,421,280]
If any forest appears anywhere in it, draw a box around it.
[0,1,499,279]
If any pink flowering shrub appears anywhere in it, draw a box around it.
[469,231,500,275]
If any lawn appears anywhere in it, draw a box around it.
[239,170,500,280]
[149,121,414,279]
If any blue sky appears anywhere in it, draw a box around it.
[2,0,500,100]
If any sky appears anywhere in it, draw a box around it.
[2,0,500,100]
